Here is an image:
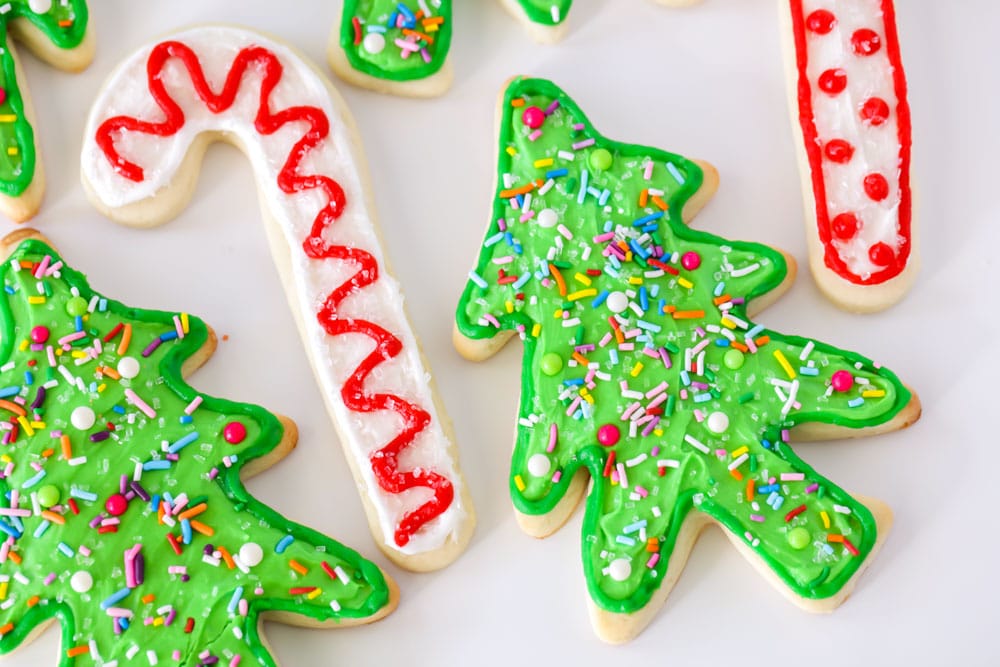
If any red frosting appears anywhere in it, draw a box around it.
[94,42,454,548]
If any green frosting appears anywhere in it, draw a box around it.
[515,0,572,26]
[340,0,451,82]
[455,77,911,615]
[0,0,88,197]
[0,239,390,665]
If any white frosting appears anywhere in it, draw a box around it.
[800,0,906,279]
[80,27,466,556]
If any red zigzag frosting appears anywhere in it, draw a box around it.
[95,42,453,547]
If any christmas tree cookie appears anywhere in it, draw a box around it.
[0,0,93,222]
[329,0,453,97]
[499,0,700,42]
[0,230,396,665]
[454,77,921,643]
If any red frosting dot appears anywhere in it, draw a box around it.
[831,213,860,240]
[852,29,882,56]
[860,97,890,126]
[869,242,895,266]
[824,139,855,164]
[681,251,701,271]
[30,325,50,344]
[522,106,545,130]
[831,370,854,393]
[863,173,890,201]
[818,69,848,95]
[106,493,128,516]
[805,9,836,34]
[223,421,247,444]
[597,424,620,447]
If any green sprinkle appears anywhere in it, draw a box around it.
[738,391,755,404]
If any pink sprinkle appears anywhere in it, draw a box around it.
[805,483,819,494]
[643,161,654,180]
[693,410,705,422]
[651,446,660,456]
[239,598,249,616]
[528,129,543,142]
[44,572,56,585]
[750,514,765,522]
[497,218,507,232]
[184,396,203,415]
[124,388,157,419]
[551,470,562,484]
[420,48,432,64]
[593,232,615,243]
[79,545,91,557]
[173,651,182,661]
[572,138,596,151]
[58,331,86,346]
[646,553,660,568]
[635,486,649,498]
[230,655,242,666]
[547,424,558,453]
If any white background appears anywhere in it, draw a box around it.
[3,0,997,664]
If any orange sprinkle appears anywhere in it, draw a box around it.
[571,352,589,366]
[730,341,749,353]
[549,264,567,297]
[827,534,845,543]
[57,19,73,28]
[189,520,214,537]
[7,551,21,564]
[645,538,659,553]
[60,435,72,460]
[422,16,445,25]
[608,317,625,344]
[651,196,669,211]
[510,97,526,108]
[41,448,54,458]
[289,559,308,575]
[100,366,121,380]
[142,594,155,604]
[27,595,39,607]
[157,504,165,524]
[746,479,756,502]
[117,323,132,356]
[0,622,13,634]
[499,183,535,199]
[729,468,743,481]
[178,503,207,520]
[40,510,65,525]
[713,294,732,306]
[639,189,649,207]
[0,400,26,417]
[217,546,236,569]
[401,28,434,44]
[18,261,31,269]
[67,646,90,658]
[663,304,677,314]
[755,335,770,346]
[672,310,706,320]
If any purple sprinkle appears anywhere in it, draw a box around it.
[135,552,145,586]
[181,574,190,582]
[120,475,128,494]
[29,387,45,410]
[141,337,163,358]
[130,481,150,501]
[89,515,104,529]
[90,431,111,443]
[544,100,560,115]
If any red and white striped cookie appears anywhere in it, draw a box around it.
[780,0,918,312]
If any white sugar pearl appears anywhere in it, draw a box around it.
[537,208,558,228]
[362,32,386,55]
[70,406,95,430]
[117,357,140,379]
[70,570,93,593]
[527,454,551,478]
[29,0,52,13]
[239,542,264,568]
[608,558,632,582]
[606,291,628,314]
[706,411,730,434]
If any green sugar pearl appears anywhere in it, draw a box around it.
[724,349,745,370]
[541,353,564,376]
[37,484,60,508]
[589,148,613,171]
[66,296,89,317]
[787,527,811,550]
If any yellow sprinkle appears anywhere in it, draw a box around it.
[720,318,737,330]
[582,393,594,405]
[505,146,517,157]
[820,511,830,529]
[628,276,643,285]
[862,389,886,398]
[624,252,633,262]
[567,289,597,302]
[16,416,34,437]
[18,339,28,351]
[505,300,514,313]
[553,309,563,319]
[0,581,8,600]
[773,350,796,379]
[631,362,644,377]
[71,351,88,359]
[531,323,541,337]
[153,617,164,627]
[573,273,592,286]
[0,114,16,122]
[731,446,749,459]
[533,158,554,168]
[514,475,526,492]
[27,296,45,305]
[0,455,10,463]
[677,277,694,289]
[181,312,190,334]
[6,147,17,156]
[653,429,663,437]
[56,348,64,356]
[307,587,323,600]
[98,384,106,393]
[30,421,44,429]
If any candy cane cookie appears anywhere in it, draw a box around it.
[780,0,917,311]
[329,0,453,97]
[80,26,474,572]
[0,0,93,222]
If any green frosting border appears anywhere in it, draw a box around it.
[339,0,452,82]
[455,76,912,613]
[0,238,391,665]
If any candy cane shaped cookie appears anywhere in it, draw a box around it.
[0,0,93,222]
[80,26,474,572]
[780,0,918,312]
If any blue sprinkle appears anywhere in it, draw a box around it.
[33,521,50,538]
[848,397,865,408]
[112,405,126,415]
[680,370,691,386]
[603,220,613,233]
[641,223,659,233]
[467,271,488,289]
[666,162,686,184]
[747,324,765,339]
[99,298,108,312]
[3,286,14,295]
[615,536,637,546]
[693,392,713,404]
[650,284,660,297]
[74,315,83,332]
[636,320,661,333]
[143,460,171,472]
[577,169,589,204]
[761,439,773,450]
[23,372,32,386]
[70,488,98,502]
[513,273,531,290]
[503,232,514,247]
[545,168,568,179]
[623,520,647,534]
[168,431,199,454]
[759,484,780,494]
[639,287,649,312]
[512,243,523,255]
[58,542,74,558]
[632,211,664,227]
[484,232,504,247]
[609,349,619,365]
[180,415,193,424]
[276,535,295,554]
[629,240,650,260]
[228,586,244,614]
[159,331,178,342]
[100,587,132,611]
[714,282,725,297]
[799,366,819,376]
[591,290,609,308]
[22,469,46,489]
[598,189,611,206]
[657,298,666,315]
[563,378,584,386]
[772,496,785,511]
[181,518,193,545]
[715,339,730,347]
[119,618,129,629]
[151,494,161,512]
[0,386,20,398]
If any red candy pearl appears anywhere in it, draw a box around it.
[805,9,836,34]
[0,87,6,105]
[30,325,50,344]
[831,213,860,240]
[831,370,854,393]
[223,421,247,444]
[597,424,620,447]
[818,69,848,95]
[824,139,854,164]
[869,242,895,266]
[522,106,545,130]
[681,251,701,271]
[852,29,882,56]
[860,97,890,126]
[105,493,128,516]
[864,173,890,201]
